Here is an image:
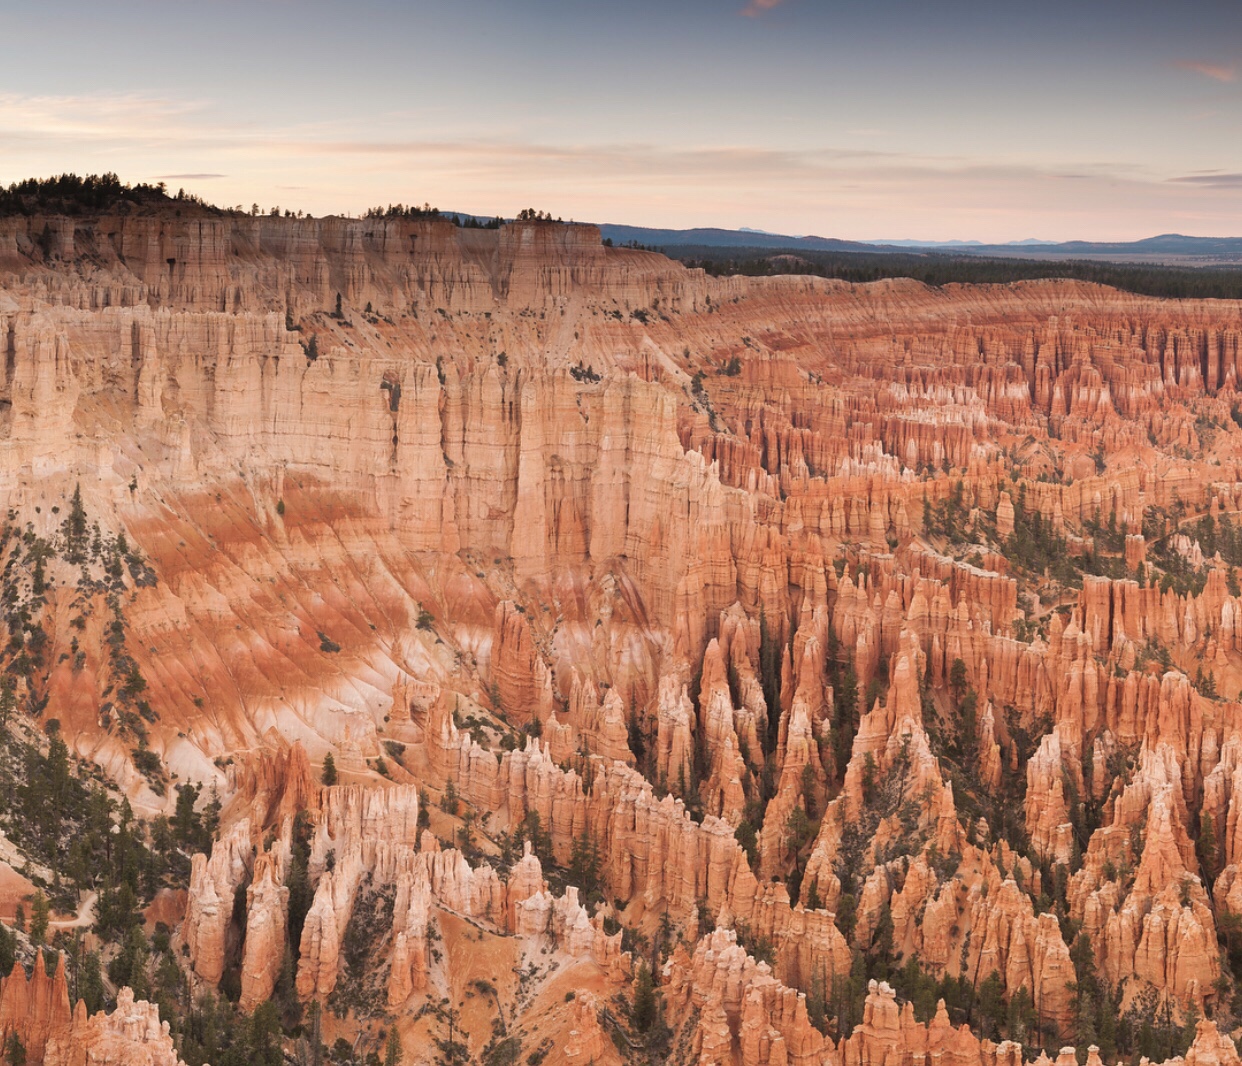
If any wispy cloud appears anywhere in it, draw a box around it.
[0,92,210,140]
[1168,172,1242,188]
[273,138,906,174]
[156,172,226,180]
[740,0,784,17]
[1173,59,1237,82]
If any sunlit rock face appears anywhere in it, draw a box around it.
[5,210,1242,1062]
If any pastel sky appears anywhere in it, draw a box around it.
[4,0,1242,241]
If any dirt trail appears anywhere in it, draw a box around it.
[49,891,96,929]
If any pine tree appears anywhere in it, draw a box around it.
[247,1001,283,1066]
[0,677,13,729]
[569,831,602,899]
[949,658,968,706]
[976,971,1005,1041]
[632,963,658,1032]
[758,608,782,756]
[78,951,105,1014]
[384,1027,402,1066]
[65,484,87,562]
[1199,811,1218,887]
[107,926,150,998]
[519,810,550,858]
[286,811,313,962]
[29,892,49,945]
[4,1032,26,1066]
[832,665,858,779]
[440,778,457,816]
[321,753,337,786]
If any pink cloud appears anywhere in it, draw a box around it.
[741,0,784,16]
[1173,59,1237,82]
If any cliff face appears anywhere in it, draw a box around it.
[5,213,1242,1062]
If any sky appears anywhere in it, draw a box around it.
[3,0,1242,241]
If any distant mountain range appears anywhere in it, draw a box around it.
[598,224,877,253]
[866,238,1058,248]
[439,212,1242,266]
[594,223,1242,265]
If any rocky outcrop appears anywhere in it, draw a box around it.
[0,964,181,1066]
[238,851,289,1010]
[1072,746,1219,1004]
[666,927,830,1066]
[43,990,186,1066]
[0,954,72,1065]
[296,867,344,1000]
[562,991,611,1063]
[488,600,555,726]
[183,817,254,985]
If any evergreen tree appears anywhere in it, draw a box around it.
[303,1001,324,1066]
[107,926,150,998]
[28,892,49,945]
[4,1032,26,1066]
[568,831,602,900]
[1198,811,1218,887]
[440,778,457,816]
[383,1027,401,1066]
[247,1001,283,1066]
[172,783,215,853]
[78,951,105,1014]
[321,753,337,786]
[832,665,859,779]
[949,658,968,706]
[1006,986,1037,1045]
[976,972,1005,1041]
[734,819,758,867]
[518,809,551,859]
[758,608,782,757]
[274,947,299,1029]
[0,677,15,729]
[65,484,88,563]
[632,963,658,1032]
[286,811,313,962]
